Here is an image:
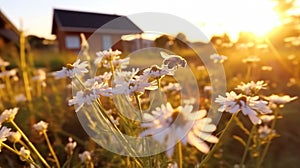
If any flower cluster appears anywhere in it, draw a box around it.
[216,91,271,124]
[140,103,218,157]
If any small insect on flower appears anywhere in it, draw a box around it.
[54,59,89,79]
[160,52,187,74]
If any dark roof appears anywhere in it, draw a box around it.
[0,10,19,43]
[52,9,143,34]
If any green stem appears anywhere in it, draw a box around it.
[240,125,256,166]
[109,60,115,78]
[10,120,50,168]
[2,142,20,155]
[134,93,143,120]
[43,131,61,168]
[176,142,183,168]
[257,109,278,168]
[2,142,40,167]
[74,75,143,167]
[199,113,237,167]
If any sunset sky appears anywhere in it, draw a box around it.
[0,0,297,42]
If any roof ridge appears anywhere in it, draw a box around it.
[53,8,123,17]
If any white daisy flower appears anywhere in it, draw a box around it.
[84,72,112,86]
[0,69,18,78]
[33,121,48,134]
[215,91,272,124]
[162,83,182,92]
[261,66,272,71]
[54,59,89,79]
[79,151,92,163]
[8,131,22,143]
[236,81,267,95]
[103,57,130,69]
[19,147,30,161]
[32,69,46,81]
[69,88,99,112]
[113,69,157,95]
[143,65,170,79]
[65,137,77,155]
[210,54,228,63]
[0,107,19,124]
[140,103,218,157]
[258,125,274,139]
[266,94,297,105]
[0,126,11,144]
[0,58,10,67]
[94,49,122,65]
[15,94,27,103]
[242,56,260,64]
[260,115,275,123]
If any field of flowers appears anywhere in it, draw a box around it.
[0,32,299,168]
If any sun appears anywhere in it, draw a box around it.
[201,0,282,41]
[230,0,281,39]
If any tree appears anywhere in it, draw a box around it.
[154,35,170,48]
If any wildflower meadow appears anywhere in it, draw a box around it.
[0,11,300,168]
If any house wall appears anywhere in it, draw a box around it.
[57,31,126,53]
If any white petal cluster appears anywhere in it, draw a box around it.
[236,81,267,95]
[215,91,272,124]
[162,83,182,92]
[266,94,297,105]
[33,120,49,134]
[79,151,92,163]
[69,88,99,112]
[210,54,228,63]
[19,147,30,161]
[8,131,22,143]
[113,69,157,95]
[54,59,89,79]
[32,69,47,81]
[140,103,218,157]
[103,57,130,70]
[94,49,122,65]
[0,108,19,124]
[65,137,77,155]
[0,126,11,144]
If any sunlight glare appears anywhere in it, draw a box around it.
[225,0,280,39]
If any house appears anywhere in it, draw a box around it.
[51,9,143,52]
[0,10,19,48]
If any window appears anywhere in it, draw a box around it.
[65,35,80,49]
[102,35,112,50]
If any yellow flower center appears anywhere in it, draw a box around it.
[66,64,74,69]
